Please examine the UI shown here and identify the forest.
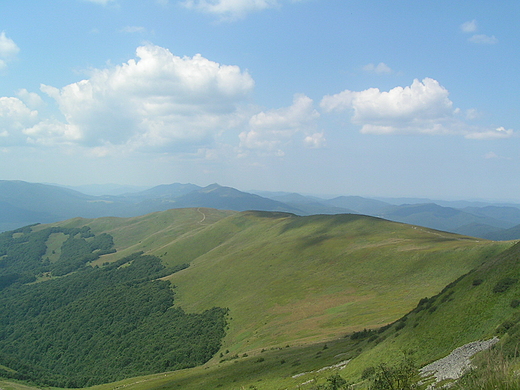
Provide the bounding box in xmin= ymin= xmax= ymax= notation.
xmin=0 ymin=226 xmax=228 ymax=387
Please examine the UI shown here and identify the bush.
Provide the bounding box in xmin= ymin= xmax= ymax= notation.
xmin=368 ymin=354 xmax=421 ymax=390
xmin=351 ymin=328 xmax=376 ymax=340
xmin=311 ymin=373 xmax=352 ymax=390
xmin=361 ymin=366 xmax=376 ymax=380
xmin=493 ymin=278 xmax=517 ymax=293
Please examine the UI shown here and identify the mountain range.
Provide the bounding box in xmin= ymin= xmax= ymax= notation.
xmin=2 ymin=180 xmax=520 ymax=240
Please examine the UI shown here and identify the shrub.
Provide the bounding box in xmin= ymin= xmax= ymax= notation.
xmin=361 ymin=366 xmax=376 ymax=380
xmin=351 ymin=328 xmax=376 ymax=340
xmin=369 ymin=355 xmax=421 ymax=390
xmin=493 ymin=278 xmax=518 ymax=293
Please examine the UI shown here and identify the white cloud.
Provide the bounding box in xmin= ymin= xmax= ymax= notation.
xmin=0 ymin=32 xmax=19 ymax=58
xmin=484 ymin=151 xmax=512 ymax=160
xmin=0 ymin=32 xmax=19 ymax=69
xmin=320 ymin=78 xmax=514 ymax=139
xmin=24 ymin=120 xmax=82 ymax=146
xmin=304 ymin=132 xmax=326 ymax=148
xmin=465 ymin=127 xmax=513 ymax=140
xmin=460 ymin=20 xmax=477 ymax=33
xmin=120 ymin=26 xmax=146 ymax=34
xmin=0 ymin=97 xmax=39 ymax=145
xmin=460 ymin=20 xmax=498 ymax=45
xmin=465 ymin=108 xmax=480 ymax=120
xmin=181 ymin=0 xmax=282 ymax=20
xmin=362 ymin=62 xmax=392 ymax=74
xmin=321 ymin=78 xmax=454 ymax=135
xmin=239 ymin=93 xmax=321 ymax=154
xmin=469 ymin=34 xmax=498 ymax=45
xmin=41 ymin=44 xmax=254 ymax=152
xmin=16 ymin=89 xmax=44 ymax=108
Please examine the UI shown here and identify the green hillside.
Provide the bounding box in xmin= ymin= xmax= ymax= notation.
xmin=83 ymin=239 xmax=520 ymax=390
xmin=0 ymin=208 xmax=515 ymax=389
xmin=344 ymin=240 xmax=520 ymax=371
xmin=162 ymin=212 xmax=508 ymax=351
xmin=61 ymin=208 xmax=508 ymax=352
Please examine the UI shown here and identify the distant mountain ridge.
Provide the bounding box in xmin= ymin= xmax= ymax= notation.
xmin=2 ymin=180 xmax=520 ymax=240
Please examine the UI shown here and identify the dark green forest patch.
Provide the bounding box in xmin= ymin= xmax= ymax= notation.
xmin=0 ymin=225 xmax=115 ymax=286
xmin=0 ymin=226 xmax=228 ymax=387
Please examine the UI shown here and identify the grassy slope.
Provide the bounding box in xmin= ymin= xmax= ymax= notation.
xmin=343 ymin=240 xmax=520 ymax=381
xmin=85 ymin=235 xmax=520 ymax=390
xmin=43 ymin=209 xmax=510 ymax=351
xmin=164 ymin=212 xmax=508 ymax=353
xmin=20 ymin=208 xmax=513 ymax=390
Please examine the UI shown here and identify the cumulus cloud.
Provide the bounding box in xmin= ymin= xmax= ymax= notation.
xmin=239 ymin=93 xmax=321 ymax=154
xmin=460 ymin=20 xmax=477 ymax=33
xmin=321 ymin=78 xmax=454 ymax=135
xmin=182 ymin=0 xmax=290 ymax=20
xmin=40 ymin=44 xmax=254 ymax=152
xmin=460 ymin=19 xmax=498 ymax=45
xmin=0 ymin=97 xmax=39 ymax=144
xmin=469 ymin=34 xmax=498 ymax=45
xmin=465 ymin=127 xmax=513 ymax=140
xmin=320 ymin=78 xmax=514 ymax=139
xmin=16 ymin=89 xmax=44 ymax=108
xmin=362 ymin=62 xmax=392 ymax=74
xmin=24 ymin=120 xmax=82 ymax=146
xmin=465 ymin=108 xmax=480 ymax=120
xmin=0 ymin=32 xmax=19 ymax=70
xmin=303 ymin=132 xmax=326 ymax=148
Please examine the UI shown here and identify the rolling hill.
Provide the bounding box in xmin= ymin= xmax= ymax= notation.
xmin=0 ymin=208 xmax=519 ymax=388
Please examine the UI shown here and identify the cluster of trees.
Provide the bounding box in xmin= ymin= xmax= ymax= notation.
xmin=0 ymin=225 xmax=115 ymax=286
xmin=0 ymin=227 xmax=228 ymax=387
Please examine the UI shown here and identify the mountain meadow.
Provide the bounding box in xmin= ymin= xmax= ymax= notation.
xmin=1 ymin=207 xmax=520 ymax=389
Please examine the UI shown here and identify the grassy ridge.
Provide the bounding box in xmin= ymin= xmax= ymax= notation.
xmin=6 ymin=208 xmax=513 ymax=389
xmin=47 ymin=209 xmax=509 ymax=354
xmin=164 ymin=212 xmax=508 ymax=353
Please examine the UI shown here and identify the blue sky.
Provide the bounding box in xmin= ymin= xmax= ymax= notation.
xmin=0 ymin=0 xmax=519 ymax=200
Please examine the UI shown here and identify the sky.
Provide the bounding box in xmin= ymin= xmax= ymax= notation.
xmin=0 ymin=0 xmax=519 ymax=201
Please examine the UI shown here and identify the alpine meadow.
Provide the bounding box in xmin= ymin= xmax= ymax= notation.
xmin=2 ymin=1 xmax=520 ymax=389
xmin=1 ymin=201 xmax=520 ymax=389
